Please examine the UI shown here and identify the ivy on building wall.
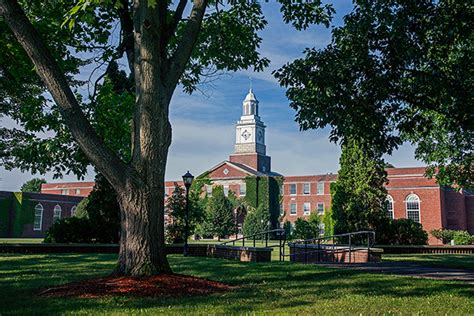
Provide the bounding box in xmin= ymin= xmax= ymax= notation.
xmin=12 ymin=193 xmax=34 ymax=237
xmin=0 ymin=197 xmax=12 ymax=237
xmin=244 ymin=176 xmax=283 ymax=229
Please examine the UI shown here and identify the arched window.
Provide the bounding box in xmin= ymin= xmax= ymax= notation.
xmin=53 ymin=205 xmax=62 ymax=223
xmin=386 ymin=195 xmax=394 ymax=219
xmin=405 ymin=194 xmax=420 ymax=223
xmin=71 ymin=206 xmax=77 ymax=217
xmin=33 ymin=204 xmax=43 ymax=231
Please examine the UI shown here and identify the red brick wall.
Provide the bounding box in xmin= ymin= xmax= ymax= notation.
xmin=41 ymin=182 xmax=94 ymax=197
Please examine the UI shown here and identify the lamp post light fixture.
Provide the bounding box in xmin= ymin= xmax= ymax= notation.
xmin=182 ymin=171 xmax=194 ymax=256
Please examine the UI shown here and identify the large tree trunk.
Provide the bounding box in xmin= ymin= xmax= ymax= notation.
xmin=115 ymin=180 xmax=171 ymax=275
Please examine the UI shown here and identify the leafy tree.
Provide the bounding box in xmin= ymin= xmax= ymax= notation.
xmin=20 ymin=178 xmax=46 ymax=192
xmin=321 ymin=207 xmax=334 ymax=237
xmin=282 ymin=220 xmax=292 ymax=239
xmin=275 ymin=0 xmax=473 ymax=189
xmin=331 ymin=138 xmax=389 ymax=239
xmin=292 ymin=218 xmax=319 ymax=240
xmin=242 ymin=204 xmax=270 ymax=237
xmin=0 ymin=0 xmax=334 ymax=275
xmin=204 ymin=185 xmax=235 ymax=241
xmin=165 ymin=185 xmax=203 ymax=244
xmin=73 ymin=197 xmax=89 ymax=219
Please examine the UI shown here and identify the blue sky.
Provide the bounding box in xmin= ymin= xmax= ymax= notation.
xmin=0 ymin=1 xmax=423 ymax=191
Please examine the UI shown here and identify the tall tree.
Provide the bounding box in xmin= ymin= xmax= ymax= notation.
xmin=331 ymin=138 xmax=389 ymax=239
xmin=20 ymin=178 xmax=46 ymax=192
xmin=204 ymin=185 xmax=235 ymax=241
xmin=275 ymin=0 xmax=473 ymax=189
xmin=0 ymin=0 xmax=334 ymax=275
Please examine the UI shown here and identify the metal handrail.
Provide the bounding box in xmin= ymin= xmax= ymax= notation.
xmin=220 ymin=228 xmax=286 ymax=261
xmin=286 ymin=230 xmax=376 ymax=264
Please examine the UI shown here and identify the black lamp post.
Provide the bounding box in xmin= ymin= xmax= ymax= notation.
xmin=182 ymin=171 xmax=194 ymax=256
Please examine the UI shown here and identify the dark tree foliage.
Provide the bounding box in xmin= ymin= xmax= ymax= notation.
xmin=20 ymin=178 xmax=46 ymax=192
xmin=292 ymin=217 xmax=320 ymax=240
xmin=275 ymin=0 xmax=473 ymax=188
xmin=331 ymin=138 xmax=389 ymax=238
xmin=380 ymin=219 xmax=428 ymax=245
xmin=242 ymin=204 xmax=270 ymax=237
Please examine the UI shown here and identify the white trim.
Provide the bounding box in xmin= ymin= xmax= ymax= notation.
xmin=303 ymin=202 xmax=311 ymax=215
xmin=289 ymin=203 xmax=297 ymax=216
xmin=317 ymin=202 xmax=325 ymax=215
xmin=405 ymin=194 xmax=421 ymax=223
xmin=53 ymin=204 xmax=62 ymax=222
xmin=28 ymin=198 xmax=81 ymax=204
xmin=33 ymin=203 xmax=43 ymax=231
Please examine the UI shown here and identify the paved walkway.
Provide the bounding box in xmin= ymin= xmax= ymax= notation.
xmin=318 ymin=262 xmax=474 ymax=284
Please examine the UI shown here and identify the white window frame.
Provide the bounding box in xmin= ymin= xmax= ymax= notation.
xmin=71 ymin=206 xmax=77 ymax=217
xmin=53 ymin=204 xmax=62 ymax=222
xmin=239 ymin=183 xmax=246 ymax=197
xmin=386 ymin=195 xmax=394 ymax=219
xmin=75 ymin=189 xmax=81 ymax=195
xmin=405 ymin=194 xmax=421 ymax=223
xmin=289 ymin=184 xmax=297 ymax=195
xmin=317 ymin=202 xmax=324 ymax=215
xmin=290 ymin=203 xmax=297 ymax=216
xmin=303 ymin=183 xmax=310 ymax=195
xmin=61 ymin=189 xmax=69 ymax=195
xmin=303 ymin=202 xmax=311 ymax=215
xmin=223 ymin=185 xmax=229 ymax=197
xmin=33 ymin=203 xmax=43 ymax=231
xmin=317 ymin=182 xmax=324 ymax=195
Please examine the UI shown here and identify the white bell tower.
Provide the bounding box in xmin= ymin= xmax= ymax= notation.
xmin=230 ymin=89 xmax=271 ymax=173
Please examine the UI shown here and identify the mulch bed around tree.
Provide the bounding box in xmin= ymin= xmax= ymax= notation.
xmin=37 ymin=274 xmax=234 ymax=298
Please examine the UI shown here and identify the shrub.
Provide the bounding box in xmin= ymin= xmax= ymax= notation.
xmin=243 ymin=204 xmax=270 ymax=238
xmin=292 ymin=218 xmax=319 ymax=240
xmin=431 ymin=229 xmax=457 ymax=244
xmin=453 ymin=231 xmax=473 ymax=245
xmin=378 ymin=219 xmax=428 ymax=245
xmin=44 ymin=217 xmax=92 ymax=243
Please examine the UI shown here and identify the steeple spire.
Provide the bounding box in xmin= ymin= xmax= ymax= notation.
xmin=242 ymin=88 xmax=259 ymax=116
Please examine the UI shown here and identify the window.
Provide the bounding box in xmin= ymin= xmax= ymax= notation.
xmin=33 ymin=204 xmax=43 ymax=231
xmin=319 ymin=223 xmax=325 ymax=235
xmin=61 ymin=189 xmax=69 ymax=195
xmin=386 ymin=195 xmax=394 ymax=219
xmin=289 ymin=184 xmax=297 ymax=195
xmin=405 ymin=194 xmax=420 ymax=223
xmin=303 ymin=202 xmax=311 ymax=215
xmin=317 ymin=182 xmax=324 ymax=195
xmin=290 ymin=203 xmax=297 ymax=216
xmin=280 ymin=184 xmax=284 ymax=195
xmin=240 ymin=183 xmax=246 ymax=196
xmin=75 ymin=189 xmax=81 ymax=195
xmin=206 ymin=185 xmax=212 ymax=196
xmin=303 ymin=183 xmax=310 ymax=195
xmin=71 ymin=206 xmax=77 ymax=216
xmin=280 ymin=203 xmax=284 ymax=216
xmin=53 ymin=205 xmax=62 ymax=223
xmin=224 ymin=185 xmax=229 ymax=197
xmin=317 ymin=202 xmax=324 ymax=215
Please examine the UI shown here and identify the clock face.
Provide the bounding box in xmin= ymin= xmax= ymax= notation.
xmin=241 ymin=130 xmax=251 ymax=141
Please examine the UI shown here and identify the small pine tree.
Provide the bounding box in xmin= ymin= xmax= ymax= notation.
xmin=165 ymin=186 xmax=187 ymax=243
xmin=242 ymin=204 xmax=270 ymax=237
xmin=205 ymin=186 xmax=235 ymax=240
xmin=332 ymin=138 xmax=389 ymax=242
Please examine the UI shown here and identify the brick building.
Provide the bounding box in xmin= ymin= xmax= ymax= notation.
xmin=39 ymin=89 xmax=474 ymax=244
xmin=0 ymin=191 xmax=83 ymax=238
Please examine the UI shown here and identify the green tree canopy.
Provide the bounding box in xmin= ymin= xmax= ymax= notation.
xmin=275 ymin=0 xmax=473 ymax=188
xmin=0 ymin=0 xmax=335 ymax=275
xmin=204 ymin=185 xmax=235 ymax=240
xmin=20 ymin=178 xmax=46 ymax=192
xmin=331 ymin=138 xmax=389 ymax=239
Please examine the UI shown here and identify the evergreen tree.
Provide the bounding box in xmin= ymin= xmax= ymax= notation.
xmin=242 ymin=204 xmax=270 ymax=237
xmin=332 ymin=138 xmax=389 ymax=241
xmin=165 ymin=186 xmax=187 ymax=243
xmin=205 ymin=186 xmax=235 ymax=241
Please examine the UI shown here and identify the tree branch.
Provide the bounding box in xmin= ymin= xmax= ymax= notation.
xmin=0 ymin=0 xmax=132 ymax=190
xmin=117 ymin=0 xmax=134 ymax=74
xmin=164 ymin=0 xmax=187 ymax=44
xmin=167 ymin=0 xmax=208 ymax=90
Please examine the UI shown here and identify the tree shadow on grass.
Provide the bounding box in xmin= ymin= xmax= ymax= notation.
xmin=1 ymin=254 xmax=473 ymax=315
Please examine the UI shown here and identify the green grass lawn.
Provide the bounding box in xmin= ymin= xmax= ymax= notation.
xmin=0 ymin=238 xmax=43 ymax=244
xmin=0 ymin=254 xmax=473 ymax=314
xmin=383 ymin=253 xmax=474 ymax=270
